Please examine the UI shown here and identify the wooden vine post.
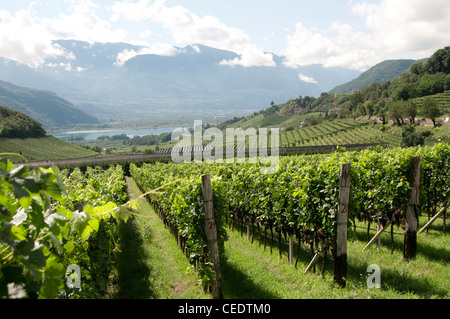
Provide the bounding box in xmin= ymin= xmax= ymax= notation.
xmin=334 ymin=163 xmax=351 ymax=288
xmin=201 ymin=174 xmax=223 ymax=299
xmin=403 ymin=156 xmax=421 ymax=261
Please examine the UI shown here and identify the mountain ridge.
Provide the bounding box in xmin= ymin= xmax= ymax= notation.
xmin=0 ymin=80 xmax=98 ymax=129
xmin=0 ymin=40 xmax=361 ymax=120
xmin=330 ymin=59 xmax=418 ymax=93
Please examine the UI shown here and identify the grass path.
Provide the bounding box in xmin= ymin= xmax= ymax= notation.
xmin=110 ymin=177 xmax=211 ymax=299
xmin=221 ymin=217 xmax=449 ymax=299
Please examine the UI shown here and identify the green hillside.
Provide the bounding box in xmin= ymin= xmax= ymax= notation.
xmin=279 ymin=119 xmax=402 ymax=148
xmin=0 ymin=136 xmax=99 ymax=162
xmin=411 ymin=90 xmax=450 ymax=114
xmin=331 ymin=59 xmax=417 ymax=93
xmin=0 ymin=104 xmax=99 ymax=162
xmin=0 ymin=105 xmax=46 ymax=138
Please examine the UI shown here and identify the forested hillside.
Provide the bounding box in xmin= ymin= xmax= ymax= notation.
xmin=331 ymin=59 xmax=418 ymax=93
xmin=0 ymin=105 xmax=46 ymax=138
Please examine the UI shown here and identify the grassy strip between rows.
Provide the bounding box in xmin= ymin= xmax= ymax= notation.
xmin=107 ymin=177 xmax=211 ymax=299
xmin=222 ymin=216 xmax=449 ymax=299
xmin=112 ymin=178 xmax=449 ymax=299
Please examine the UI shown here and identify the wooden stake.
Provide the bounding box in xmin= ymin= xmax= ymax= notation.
xmin=403 ymin=156 xmax=421 ymax=261
xmin=201 ymin=174 xmax=223 ymax=299
xmin=363 ymin=219 xmax=392 ymax=251
xmin=305 ymin=253 xmax=320 ymax=274
xmin=377 ymin=215 xmax=381 ymax=252
xmin=334 ymin=163 xmax=351 ymax=287
xmin=289 ymin=234 xmax=293 ymax=264
xmin=418 ymin=204 xmax=449 ymax=234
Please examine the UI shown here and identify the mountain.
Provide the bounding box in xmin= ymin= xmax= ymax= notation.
xmin=0 ymin=40 xmax=361 ymax=121
xmin=0 ymin=80 xmax=98 ymax=129
xmin=330 ymin=59 xmax=417 ymax=93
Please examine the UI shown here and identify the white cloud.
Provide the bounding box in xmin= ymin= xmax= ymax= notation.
xmin=0 ymin=1 xmax=127 ymax=67
xmin=298 ymin=73 xmax=317 ymax=84
xmin=281 ymin=22 xmax=379 ymax=71
xmin=111 ymin=0 xmax=251 ymax=56
xmin=352 ymin=0 xmax=450 ymax=58
xmin=219 ymin=45 xmax=276 ymax=67
xmin=191 ymin=45 xmax=201 ymax=53
xmin=111 ymin=0 xmax=279 ymax=67
xmin=282 ymin=22 xmax=340 ymax=68
xmin=0 ymin=9 xmax=68 ymax=67
xmin=42 ymin=0 xmax=127 ymax=44
xmin=139 ymin=29 xmax=152 ymax=39
xmin=282 ymin=0 xmax=450 ymax=71
xmin=115 ymin=43 xmax=179 ymax=66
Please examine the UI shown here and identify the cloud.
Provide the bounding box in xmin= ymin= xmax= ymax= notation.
xmin=219 ymin=45 xmax=276 ymax=67
xmin=0 ymin=9 xmax=68 ymax=67
xmin=111 ymin=0 xmax=277 ymax=67
xmin=281 ymin=22 xmax=379 ymax=71
xmin=298 ymin=73 xmax=317 ymax=84
xmin=282 ymin=22 xmax=340 ymax=68
xmin=282 ymin=0 xmax=450 ymax=71
xmin=352 ymin=0 xmax=450 ymax=57
xmin=0 ymin=1 xmax=127 ymax=67
xmin=115 ymin=43 xmax=179 ymax=66
xmin=42 ymin=0 xmax=127 ymax=44
xmin=111 ymin=0 xmax=254 ymax=57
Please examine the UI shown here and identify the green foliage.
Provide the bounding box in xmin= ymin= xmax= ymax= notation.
xmin=124 ymin=133 xmax=172 ymax=146
xmin=0 ymin=105 xmax=46 ymax=138
xmin=424 ymin=46 xmax=450 ymax=74
xmin=421 ymin=97 xmax=443 ymax=127
xmin=0 ymin=161 xmax=131 ymax=298
xmin=0 ymin=136 xmax=99 ymax=162
xmin=401 ymin=125 xmax=425 ymax=147
xmin=416 ymin=73 xmax=446 ymax=96
xmin=131 ymin=144 xmax=449 ymax=289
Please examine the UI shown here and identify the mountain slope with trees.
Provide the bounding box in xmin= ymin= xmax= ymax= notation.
xmin=330 ymin=59 xmax=418 ymax=93
xmin=0 ymin=105 xmax=46 ymax=138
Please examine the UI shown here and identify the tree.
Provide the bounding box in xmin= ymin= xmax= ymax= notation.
xmin=375 ymin=100 xmax=388 ymax=124
xmin=364 ymin=101 xmax=375 ymax=119
xmin=416 ymin=73 xmax=445 ymax=96
xmin=388 ymin=100 xmax=405 ymax=125
xmin=409 ymin=61 xmax=425 ymax=76
xmin=445 ymin=74 xmax=450 ymax=90
xmin=403 ymin=101 xmax=418 ymax=124
xmin=421 ymin=97 xmax=443 ymax=127
xmin=401 ymin=125 xmax=425 ymax=147
xmin=425 ymin=46 xmax=450 ymax=74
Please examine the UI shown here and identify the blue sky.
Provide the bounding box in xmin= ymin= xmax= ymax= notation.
xmin=0 ymin=0 xmax=449 ymax=70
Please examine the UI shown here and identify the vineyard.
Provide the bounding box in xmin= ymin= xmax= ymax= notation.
xmin=130 ymin=143 xmax=449 ymax=296
xmin=279 ymin=120 xmax=402 ymax=148
xmin=411 ymin=90 xmax=450 ymax=114
xmin=0 ymin=162 xmax=131 ymax=298
xmin=0 ymin=143 xmax=449 ymax=299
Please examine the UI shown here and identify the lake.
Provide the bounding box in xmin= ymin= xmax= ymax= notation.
xmin=54 ymin=126 xmax=185 ymax=141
